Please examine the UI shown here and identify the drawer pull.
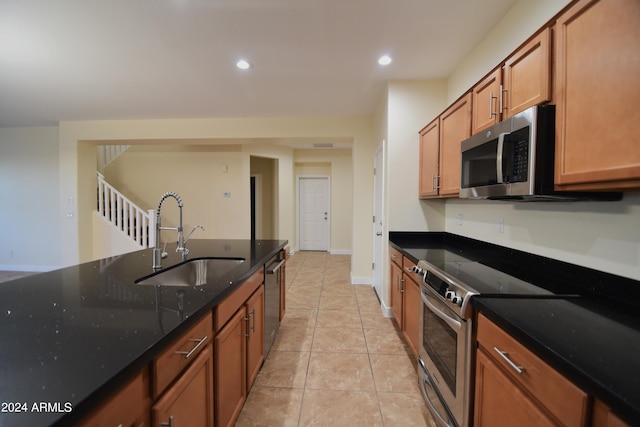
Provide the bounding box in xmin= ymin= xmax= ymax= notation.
xmin=494 ymin=346 xmax=525 ymax=375
xmin=175 ymin=336 xmax=208 ymax=359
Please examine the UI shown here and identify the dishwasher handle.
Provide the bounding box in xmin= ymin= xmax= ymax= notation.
xmin=266 ymin=259 xmax=285 ymax=274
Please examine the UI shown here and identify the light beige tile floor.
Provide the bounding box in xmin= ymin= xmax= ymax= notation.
xmin=236 ymin=251 xmax=436 ymax=427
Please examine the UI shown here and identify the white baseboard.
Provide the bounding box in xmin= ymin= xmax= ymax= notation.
xmin=380 ymin=300 xmax=393 ymax=318
xmin=330 ymin=249 xmax=352 ymax=255
xmin=0 ymin=264 xmax=58 ymax=272
xmin=350 ymin=274 xmax=372 ymax=285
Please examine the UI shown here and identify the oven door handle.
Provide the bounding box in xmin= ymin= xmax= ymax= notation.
xmin=419 ymin=369 xmax=456 ymax=427
xmin=421 ymin=290 xmax=462 ymax=331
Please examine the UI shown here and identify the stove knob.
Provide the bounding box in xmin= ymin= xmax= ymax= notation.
xmin=445 ymin=291 xmax=463 ymax=306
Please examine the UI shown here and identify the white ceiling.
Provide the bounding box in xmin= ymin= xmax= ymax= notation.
xmin=0 ymin=0 xmax=518 ymax=128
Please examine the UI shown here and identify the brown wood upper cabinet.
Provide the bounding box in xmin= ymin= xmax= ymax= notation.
xmin=419 ymin=93 xmax=471 ymax=198
xmin=472 ymin=27 xmax=551 ymax=134
xmin=439 ymin=93 xmax=472 ymax=196
xmin=418 ymin=118 xmax=440 ymax=198
xmin=554 ymin=0 xmax=640 ymax=191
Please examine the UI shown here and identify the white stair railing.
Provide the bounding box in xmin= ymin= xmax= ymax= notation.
xmin=97 ymin=172 xmax=155 ymax=248
xmin=98 ymin=145 xmax=130 ymax=172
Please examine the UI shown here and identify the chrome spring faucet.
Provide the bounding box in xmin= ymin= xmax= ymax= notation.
xmin=153 ymin=192 xmax=185 ymax=270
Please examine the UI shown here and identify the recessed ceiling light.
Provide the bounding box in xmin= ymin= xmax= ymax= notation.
xmin=236 ymin=59 xmax=251 ymax=70
xmin=378 ymin=55 xmax=392 ymax=66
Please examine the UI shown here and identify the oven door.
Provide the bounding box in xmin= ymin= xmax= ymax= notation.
xmin=418 ymin=285 xmax=471 ymax=427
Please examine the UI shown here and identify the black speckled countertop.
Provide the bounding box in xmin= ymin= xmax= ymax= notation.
xmin=389 ymin=232 xmax=640 ymax=425
xmin=0 ymin=239 xmax=286 ymax=427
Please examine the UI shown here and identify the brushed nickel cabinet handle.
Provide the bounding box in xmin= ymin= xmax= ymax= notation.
xmin=160 ymin=415 xmax=174 ymax=427
xmin=494 ymin=346 xmax=525 ymax=375
xmin=174 ymin=336 xmax=207 ymax=359
xmin=489 ymin=91 xmax=498 ymax=119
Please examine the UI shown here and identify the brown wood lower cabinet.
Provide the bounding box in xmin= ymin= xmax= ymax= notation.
xmin=152 ymin=345 xmax=214 ymax=427
xmin=215 ymin=307 xmax=247 ymax=427
xmin=401 ymin=257 xmax=420 ymax=357
xmin=592 ymin=400 xmax=629 ymax=427
xmin=214 ymin=269 xmax=265 ymax=427
xmin=78 ymin=266 xmax=273 ymax=427
xmin=389 ymin=246 xmax=404 ymax=329
xmin=475 ymin=313 xmax=589 ymax=427
xmin=77 ymin=370 xmax=150 ymax=427
xmin=245 ymin=285 xmax=265 ymax=392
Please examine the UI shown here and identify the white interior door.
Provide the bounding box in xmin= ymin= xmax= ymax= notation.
xmin=299 ymin=177 xmax=329 ymax=251
xmin=373 ymin=144 xmax=385 ymax=298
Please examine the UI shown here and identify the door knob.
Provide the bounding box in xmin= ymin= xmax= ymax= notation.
xmin=376 ymin=232 xmax=382 ymax=236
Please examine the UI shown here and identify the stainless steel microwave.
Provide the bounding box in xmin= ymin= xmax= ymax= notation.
xmin=459 ymin=105 xmax=621 ymax=201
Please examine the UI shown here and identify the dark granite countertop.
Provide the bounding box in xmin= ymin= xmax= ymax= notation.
xmin=389 ymin=231 xmax=640 ymax=424
xmin=0 ymin=239 xmax=287 ymax=427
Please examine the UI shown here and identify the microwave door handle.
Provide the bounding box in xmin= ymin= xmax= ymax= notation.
xmin=496 ymin=132 xmax=508 ymax=183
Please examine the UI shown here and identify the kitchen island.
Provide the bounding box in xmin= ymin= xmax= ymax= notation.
xmin=390 ymin=232 xmax=640 ymax=425
xmin=0 ymin=239 xmax=287 ymax=426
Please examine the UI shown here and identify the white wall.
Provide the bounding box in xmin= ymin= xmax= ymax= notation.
xmin=445 ymin=195 xmax=640 ymax=280
xmin=0 ymin=127 xmax=61 ymax=271
xmin=104 ymin=145 xmax=250 ymax=240
xmin=58 ymin=116 xmax=374 ymax=281
xmin=387 ymin=80 xmax=448 ymax=232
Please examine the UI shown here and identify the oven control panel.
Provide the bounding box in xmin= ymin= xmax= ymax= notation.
xmin=417 ymin=260 xmax=475 ymax=317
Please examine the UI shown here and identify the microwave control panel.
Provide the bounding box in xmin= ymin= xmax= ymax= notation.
xmin=504 ymin=128 xmax=530 ymax=183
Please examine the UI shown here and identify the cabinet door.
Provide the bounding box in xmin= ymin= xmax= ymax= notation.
xmin=78 ymin=370 xmax=150 ymax=427
xmin=215 ymin=308 xmax=247 ymax=427
xmin=389 ymin=259 xmax=404 ymax=329
xmin=475 ymin=348 xmax=556 ymax=427
xmin=592 ymin=400 xmax=630 ymax=427
xmin=401 ymin=271 xmax=420 ymax=357
xmin=503 ymin=27 xmax=551 ymax=117
xmin=246 ymin=285 xmax=265 ymax=391
xmin=472 ymin=67 xmax=502 ymax=134
xmin=439 ymin=93 xmax=472 ymax=196
xmin=419 ymin=118 xmax=440 ymax=198
xmin=152 ymin=345 xmax=214 ymax=427
xmin=554 ymin=0 xmax=640 ymax=190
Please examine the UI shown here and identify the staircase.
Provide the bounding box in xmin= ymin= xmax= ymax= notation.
xmin=96 ymin=172 xmax=155 ymax=248
xmin=98 ymin=145 xmax=130 ymax=172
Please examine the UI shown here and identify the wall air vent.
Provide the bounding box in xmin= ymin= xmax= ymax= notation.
xmin=312 ymin=143 xmax=334 ymax=148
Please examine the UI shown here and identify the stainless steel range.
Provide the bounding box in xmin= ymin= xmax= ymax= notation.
xmin=413 ymin=258 xmax=574 ymax=427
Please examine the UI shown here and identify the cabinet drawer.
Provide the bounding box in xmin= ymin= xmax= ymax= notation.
xmin=214 ymin=269 xmax=264 ymax=332
xmin=389 ymin=246 xmax=403 ymax=266
xmin=477 ymin=313 xmax=589 ymax=426
xmin=152 ymin=311 xmax=213 ymax=398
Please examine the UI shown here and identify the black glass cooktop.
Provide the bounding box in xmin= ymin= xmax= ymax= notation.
xmin=423 ymin=259 xmax=581 ymax=297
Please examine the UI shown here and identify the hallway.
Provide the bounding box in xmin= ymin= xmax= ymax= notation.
xmin=237 ymin=251 xmax=435 ymax=426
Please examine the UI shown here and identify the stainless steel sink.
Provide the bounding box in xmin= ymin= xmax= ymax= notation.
xmin=135 ymin=257 xmax=245 ymax=287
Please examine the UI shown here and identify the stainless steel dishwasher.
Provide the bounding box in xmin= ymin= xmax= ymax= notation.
xmin=264 ymin=255 xmax=284 ymax=356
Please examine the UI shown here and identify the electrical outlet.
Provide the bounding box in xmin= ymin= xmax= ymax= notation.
xmin=456 ymin=213 xmax=463 ymax=226
xmin=498 ymin=217 xmax=504 ymax=233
